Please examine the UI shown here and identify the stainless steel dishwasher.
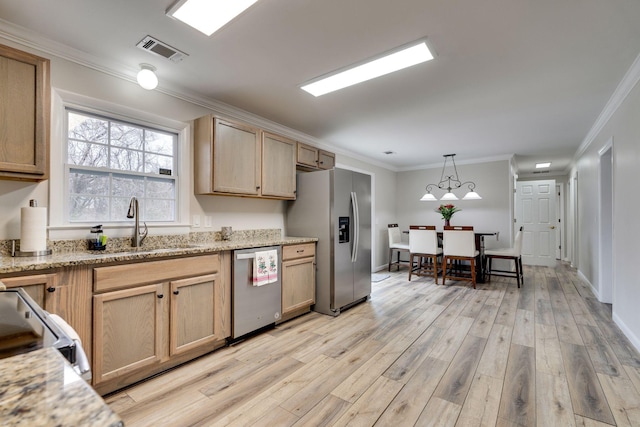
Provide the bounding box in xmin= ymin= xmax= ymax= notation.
xmin=232 ymin=246 xmax=282 ymax=340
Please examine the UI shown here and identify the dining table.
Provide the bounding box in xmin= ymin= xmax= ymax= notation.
xmin=403 ymin=229 xmax=499 ymax=283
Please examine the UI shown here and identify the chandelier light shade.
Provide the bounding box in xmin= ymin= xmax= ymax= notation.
xmin=420 ymin=154 xmax=482 ymax=201
xmin=137 ymin=64 xmax=158 ymax=90
xmin=419 ymin=192 xmax=438 ymax=201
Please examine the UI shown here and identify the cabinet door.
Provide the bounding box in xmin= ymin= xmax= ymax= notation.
xmin=282 ymin=257 xmax=315 ymax=314
xmin=318 ymin=150 xmax=335 ymax=170
xmin=296 ymin=142 xmax=318 ymax=168
xmin=55 ymin=265 xmax=93 ymax=369
xmin=169 ymin=273 xmax=221 ymax=356
xmin=93 ymin=284 xmax=163 ymax=384
xmin=0 ymin=44 xmax=50 ymax=180
xmin=213 ymin=119 xmax=261 ymax=195
xmin=1 ymin=273 xmax=57 ymax=311
xmin=261 ymin=132 xmax=296 ymax=199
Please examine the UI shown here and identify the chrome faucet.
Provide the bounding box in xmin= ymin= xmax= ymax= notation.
xmin=126 ymin=197 xmax=148 ymax=247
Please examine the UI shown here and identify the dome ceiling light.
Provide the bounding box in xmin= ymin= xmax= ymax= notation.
xmin=136 ymin=64 xmax=158 ymax=90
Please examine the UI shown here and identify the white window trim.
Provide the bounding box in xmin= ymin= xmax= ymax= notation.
xmin=49 ymin=88 xmax=191 ymax=240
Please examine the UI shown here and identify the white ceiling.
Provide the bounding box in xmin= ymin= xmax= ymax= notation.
xmin=2 ymin=0 xmax=640 ymax=174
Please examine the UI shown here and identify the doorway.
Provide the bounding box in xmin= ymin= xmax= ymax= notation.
xmin=598 ymin=141 xmax=614 ymax=304
xmin=555 ymin=183 xmax=564 ymax=260
xmin=516 ymin=179 xmax=557 ymax=267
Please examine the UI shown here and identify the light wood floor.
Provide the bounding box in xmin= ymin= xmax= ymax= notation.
xmin=105 ymin=263 xmax=640 ymax=426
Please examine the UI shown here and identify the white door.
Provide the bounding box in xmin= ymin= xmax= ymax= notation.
xmin=516 ymin=180 xmax=557 ymax=267
xmin=555 ymin=184 xmax=562 ymax=260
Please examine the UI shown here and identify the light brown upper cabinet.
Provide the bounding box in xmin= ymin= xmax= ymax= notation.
xmin=296 ymin=142 xmax=335 ymax=171
xmin=195 ymin=116 xmax=261 ymax=196
xmin=194 ymin=115 xmax=297 ymax=200
xmin=317 ymin=149 xmax=336 ymax=170
xmin=0 ymin=44 xmax=50 ymax=181
xmin=261 ymin=132 xmax=296 ymax=199
xmin=296 ymin=142 xmax=318 ymax=169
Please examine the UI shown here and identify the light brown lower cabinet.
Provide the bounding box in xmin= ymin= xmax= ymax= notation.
xmin=170 ymin=273 xmax=222 ymax=356
xmin=92 ymin=253 xmax=230 ymax=395
xmin=93 ymin=284 xmax=163 ymax=385
xmin=0 ymin=266 xmax=94 ymax=368
xmin=281 ymin=243 xmax=316 ymax=321
xmin=0 ymin=273 xmax=58 ymax=311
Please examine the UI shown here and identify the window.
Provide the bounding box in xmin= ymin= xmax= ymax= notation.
xmin=66 ymin=109 xmax=177 ymax=223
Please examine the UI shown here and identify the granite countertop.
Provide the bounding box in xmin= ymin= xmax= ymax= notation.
xmin=0 ymin=347 xmax=122 ymax=427
xmin=0 ymin=236 xmax=318 ymax=275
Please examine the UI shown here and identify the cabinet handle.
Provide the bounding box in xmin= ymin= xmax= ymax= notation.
xmin=173 ymin=290 xmax=180 ymax=295
xmin=256 ymin=186 xmax=261 ymax=190
xmin=319 ymin=161 xmax=324 ymax=165
xmin=157 ymin=294 xmax=164 ymax=299
xmin=47 ymin=287 xmax=56 ymax=293
xmin=297 ymin=249 xmax=304 ymax=253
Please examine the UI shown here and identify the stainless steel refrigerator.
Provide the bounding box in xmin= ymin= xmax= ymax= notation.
xmin=286 ymin=168 xmax=371 ymax=316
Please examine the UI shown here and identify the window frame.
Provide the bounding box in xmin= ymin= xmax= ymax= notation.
xmin=48 ymin=89 xmax=191 ymax=241
xmin=65 ymin=108 xmax=178 ymax=224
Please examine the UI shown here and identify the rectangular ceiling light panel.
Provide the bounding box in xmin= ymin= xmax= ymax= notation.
xmin=535 ymin=162 xmax=551 ymax=168
xmin=167 ymin=0 xmax=259 ymax=36
xmin=301 ymin=41 xmax=434 ymax=97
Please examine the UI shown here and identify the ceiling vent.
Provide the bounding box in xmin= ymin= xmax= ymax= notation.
xmin=532 ymin=170 xmax=550 ymax=174
xmin=136 ymin=36 xmax=187 ymax=63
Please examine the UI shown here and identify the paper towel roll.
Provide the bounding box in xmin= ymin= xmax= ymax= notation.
xmin=20 ymin=206 xmax=47 ymax=252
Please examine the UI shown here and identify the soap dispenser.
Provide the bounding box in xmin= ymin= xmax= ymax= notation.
xmin=89 ymin=225 xmax=106 ymax=250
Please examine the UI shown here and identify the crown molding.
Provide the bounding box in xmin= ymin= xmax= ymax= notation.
xmin=574 ymin=51 xmax=640 ymax=161
xmin=0 ymin=18 xmax=396 ymax=173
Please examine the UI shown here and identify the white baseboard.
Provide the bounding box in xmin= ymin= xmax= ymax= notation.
xmin=612 ymin=312 xmax=640 ymax=354
xmin=577 ymin=269 xmax=601 ymax=300
xmin=374 ymin=264 xmax=388 ymax=273
xmin=578 ymin=270 xmax=640 ymax=353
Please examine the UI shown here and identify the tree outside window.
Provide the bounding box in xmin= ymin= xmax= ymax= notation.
xmin=66 ymin=110 xmax=177 ymax=223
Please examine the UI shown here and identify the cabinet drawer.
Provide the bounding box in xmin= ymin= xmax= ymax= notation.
xmin=282 ymin=243 xmax=315 ymax=261
xmin=94 ymin=254 xmax=220 ymax=292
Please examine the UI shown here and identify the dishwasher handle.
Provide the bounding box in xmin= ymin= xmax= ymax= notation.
xmin=236 ymin=253 xmax=256 ymax=260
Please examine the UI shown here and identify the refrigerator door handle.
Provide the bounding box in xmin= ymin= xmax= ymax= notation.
xmin=351 ymin=191 xmax=359 ymax=263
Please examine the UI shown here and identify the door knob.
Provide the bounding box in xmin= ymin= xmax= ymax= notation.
xmin=550 ymin=226 xmax=556 ymax=230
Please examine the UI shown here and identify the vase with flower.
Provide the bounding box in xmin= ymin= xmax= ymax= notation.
xmin=437 ymin=204 xmax=460 ymax=227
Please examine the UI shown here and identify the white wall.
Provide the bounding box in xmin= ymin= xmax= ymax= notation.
xmin=572 ymin=72 xmax=640 ymax=350
xmin=396 ymin=159 xmax=514 ymax=254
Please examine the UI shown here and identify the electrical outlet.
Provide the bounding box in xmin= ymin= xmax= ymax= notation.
xmin=192 ymin=214 xmax=200 ymax=228
xmin=204 ymin=216 xmax=212 ymax=228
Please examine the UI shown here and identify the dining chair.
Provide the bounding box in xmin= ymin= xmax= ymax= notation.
xmin=388 ymin=224 xmax=410 ymax=271
xmin=408 ymin=225 xmax=442 ymax=283
xmin=442 ymin=226 xmax=479 ymax=288
xmin=484 ymin=226 xmax=524 ymax=287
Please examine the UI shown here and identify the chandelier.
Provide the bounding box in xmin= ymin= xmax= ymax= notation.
xmin=420 ymin=154 xmax=482 ymax=201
